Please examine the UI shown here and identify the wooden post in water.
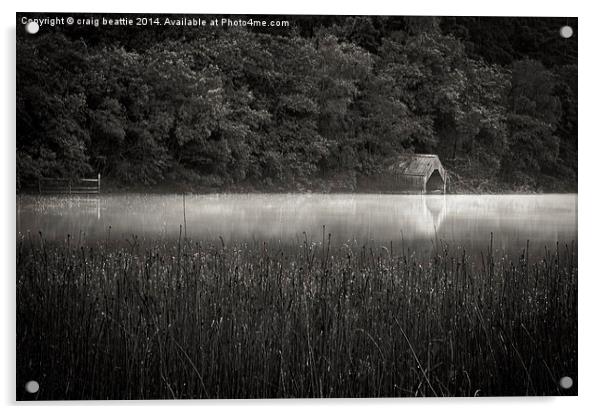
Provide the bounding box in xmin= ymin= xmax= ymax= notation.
xmin=443 ymin=172 xmax=447 ymax=194
xmin=98 ymin=173 xmax=101 ymax=194
xmin=182 ymin=193 xmax=187 ymax=239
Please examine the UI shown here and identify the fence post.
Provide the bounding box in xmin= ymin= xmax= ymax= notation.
xmin=98 ymin=173 xmax=101 ymax=194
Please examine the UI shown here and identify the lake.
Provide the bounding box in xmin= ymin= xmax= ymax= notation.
xmin=16 ymin=193 xmax=577 ymax=257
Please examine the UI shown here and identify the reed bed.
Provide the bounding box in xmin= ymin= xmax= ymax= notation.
xmin=16 ymin=230 xmax=577 ymax=399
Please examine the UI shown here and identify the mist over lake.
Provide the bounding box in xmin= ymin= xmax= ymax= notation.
xmin=17 ymin=193 xmax=576 ymax=256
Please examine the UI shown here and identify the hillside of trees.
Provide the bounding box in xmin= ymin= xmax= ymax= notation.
xmin=16 ymin=15 xmax=577 ymax=193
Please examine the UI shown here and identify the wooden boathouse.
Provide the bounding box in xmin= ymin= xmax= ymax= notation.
xmin=379 ymin=154 xmax=447 ymax=193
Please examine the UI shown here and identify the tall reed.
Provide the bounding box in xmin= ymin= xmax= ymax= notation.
xmin=16 ymin=232 xmax=577 ymax=399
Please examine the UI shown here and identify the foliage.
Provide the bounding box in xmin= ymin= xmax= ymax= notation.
xmin=16 ymin=17 xmax=577 ymax=192
xmin=502 ymin=60 xmax=562 ymax=183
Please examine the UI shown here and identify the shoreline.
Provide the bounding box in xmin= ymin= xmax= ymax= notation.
xmin=16 ymin=188 xmax=578 ymax=196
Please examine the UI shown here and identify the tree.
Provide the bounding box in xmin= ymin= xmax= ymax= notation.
xmin=17 ymin=34 xmax=92 ymax=188
xmin=502 ymin=59 xmax=561 ymax=185
xmin=16 ymin=17 xmax=577 ymax=193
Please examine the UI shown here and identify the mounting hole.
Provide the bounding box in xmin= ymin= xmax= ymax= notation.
xmin=25 ymin=380 xmax=39 ymax=393
xmin=559 ymin=376 xmax=573 ymax=389
xmin=25 ymin=21 xmax=39 ymax=35
xmin=559 ymin=26 xmax=573 ymax=39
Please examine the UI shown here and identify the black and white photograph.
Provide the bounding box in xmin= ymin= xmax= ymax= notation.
xmin=14 ymin=11 xmax=578 ymax=401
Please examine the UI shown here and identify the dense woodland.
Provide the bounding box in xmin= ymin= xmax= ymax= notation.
xmin=16 ymin=15 xmax=577 ymax=193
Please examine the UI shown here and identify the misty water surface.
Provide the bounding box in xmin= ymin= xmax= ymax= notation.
xmin=17 ymin=193 xmax=577 ymax=257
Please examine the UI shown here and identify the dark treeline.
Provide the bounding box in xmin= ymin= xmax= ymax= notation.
xmin=16 ymin=15 xmax=577 ymax=192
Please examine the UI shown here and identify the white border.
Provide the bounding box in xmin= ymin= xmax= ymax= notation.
xmin=2 ymin=1 xmax=600 ymax=413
